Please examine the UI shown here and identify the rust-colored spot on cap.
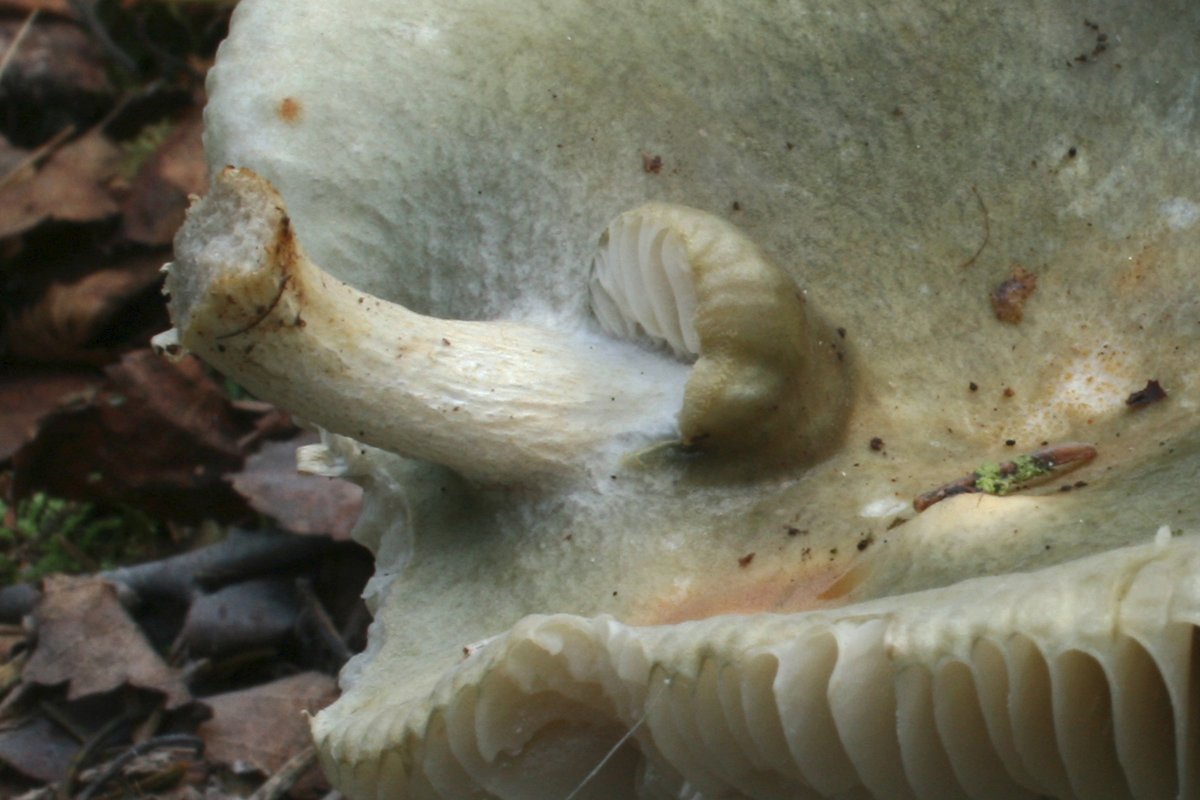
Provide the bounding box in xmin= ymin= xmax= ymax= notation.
xmin=632 ymin=561 xmax=850 ymax=625
xmin=991 ymin=264 xmax=1037 ymax=323
xmin=278 ymin=97 xmax=303 ymax=124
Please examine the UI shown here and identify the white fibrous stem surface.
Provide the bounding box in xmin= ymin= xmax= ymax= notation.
xmin=155 ymin=168 xmax=687 ymax=485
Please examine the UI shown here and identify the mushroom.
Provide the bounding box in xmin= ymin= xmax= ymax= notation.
xmin=157 ymin=0 xmax=1200 ymax=797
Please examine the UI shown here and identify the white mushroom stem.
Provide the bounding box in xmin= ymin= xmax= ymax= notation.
xmin=154 ymin=167 xmax=686 ymax=484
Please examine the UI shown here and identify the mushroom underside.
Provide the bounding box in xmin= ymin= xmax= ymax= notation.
xmin=169 ymin=0 xmax=1200 ymax=798
xmin=315 ymin=536 xmax=1200 ymax=800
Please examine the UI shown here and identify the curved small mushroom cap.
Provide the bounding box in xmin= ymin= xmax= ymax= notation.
xmin=174 ymin=0 xmax=1200 ymax=797
xmin=590 ymin=203 xmax=849 ymax=463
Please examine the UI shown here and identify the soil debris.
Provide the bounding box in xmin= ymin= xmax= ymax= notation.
xmin=991 ymin=264 xmax=1037 ymax=323
xmin=1125 ymin=379 xmax=1167 ymax=410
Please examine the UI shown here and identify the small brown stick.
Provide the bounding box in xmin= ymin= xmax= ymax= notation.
xmin=56 ymin=712 xmax=130 ymax=800
xmin=958 ymin=185 xmax=990 ymax=269
xmin=0 ymin=9 xmax=38 ymax=80
xmin=88 ymin=761 xmax=188 ymax=800
xmin=39 ymin=699 xmax=91 ymax=743
xmin=913 ymin=474 xmax=980 ymax=511
xmin=914 ymin=442 xmax=1097 ymax=512
xmin=296 ymin=577 xmax=353 ymax=666
xmin=246 ymin=744 xmax=318 ymax=800
xmin=52 ymin=532 xmax=100 ymax=573
xmin=0 ymin=124 xmax=75 ymax=191
xmin=0 ymin=649 xmax=27 ymax=696
xmin=66 ymin=0 xmax=136 ymax=75
xmin=0 ymin=679 xmax=32 ymax=718
xmin=75 ymin=734 xmax=204 ymax=800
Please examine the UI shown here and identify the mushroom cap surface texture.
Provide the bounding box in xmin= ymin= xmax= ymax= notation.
xmin=171 ymin=0 xmax=1200 ymax=797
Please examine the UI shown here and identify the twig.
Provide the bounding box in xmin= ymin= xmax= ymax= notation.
xmin=88 ymin=761 xmax=187 ymax=800
xmin=75 ymin=734 xmax=204 ymax=800
xmin=957 ymin=185 xmax=990 ymax=269
xmin=246 ymin=744 xmax=318 ymax=800
xmin=38 ymin=699 xmax=90 ymax=743
xmin=0 ymin=9 xmax=39 ymax=82
xmin=914 ymin=442 xmax=1097 ymax=512
xmin=52 ymin=533 xmax=100 ymax=574
xmin=0 ymin=125 xmax=75 ymax=192
xmin=0 ymin=679 xmax=33 ymax=719
xmin=0 ymin=528 xmax=342 ymax=623
xmin=66 ymin=0 xmax=136 ymax=75
xmin=0 ymin=649 xmax=27 ymax=696
xmin=295 ymin=578 xmax=352 ymax=666
xmin=57 ymin=712 xmax=129 ymax=800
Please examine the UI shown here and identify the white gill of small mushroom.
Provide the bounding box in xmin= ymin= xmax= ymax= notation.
xmin=590 ymin=203 xmax=850 ymax=466
xmin=314 ymin=533 xmax=1200 ymax=800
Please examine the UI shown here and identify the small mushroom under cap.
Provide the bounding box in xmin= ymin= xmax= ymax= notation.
xmin=590 ymin=203 xmax=849 ymax=465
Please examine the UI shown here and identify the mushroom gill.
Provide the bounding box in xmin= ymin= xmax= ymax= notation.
xmin=315 ymin=535 xmax=1200 ymax=799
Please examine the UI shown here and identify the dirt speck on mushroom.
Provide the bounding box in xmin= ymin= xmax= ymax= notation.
xmin=1126 ymin=379 xmax=1167 ymax=410
xmin=991 ymin=264 xmax=1037 ymax=323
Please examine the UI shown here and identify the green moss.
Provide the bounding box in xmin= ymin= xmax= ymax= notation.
xmin=973 ymin=455 xmax=1052 ymax=496
xmin=118 ymin=119 xmax=175 ymax=180
xmin=0 ymin=493 xmax=162 ymax=585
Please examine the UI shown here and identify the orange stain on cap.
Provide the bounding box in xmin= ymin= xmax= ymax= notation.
xmin=633 ymin=559 xmax=857 ymax=626
xmin=278 ymin=97 xmax=303 ymax=124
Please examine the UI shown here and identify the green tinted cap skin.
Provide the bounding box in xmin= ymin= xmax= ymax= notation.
xmin=166 ymin=0 xmax=1200 ymax=796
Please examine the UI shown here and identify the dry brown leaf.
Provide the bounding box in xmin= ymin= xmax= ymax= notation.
xmin=0 ymin=714 xmax=79 ymax=783
xmin=0 ymin=16 xmax=108 ymax=97
xmin=23 ymin=574 xmax=190 ymax=707
xmin=199 ymin=671 xmax=337 ymax=776
xmin=0 ymin=16 xmax=112 ymax=148
xmin=2 ymin=250 xmax=167 ymax=364
xmin=121 ymin=108 xmax=206 ymax=246
xmin=0 ymin=367 xmax=99 ymax=460
xmin=230 ymin=432 xmax=363 ymax=539
xmin=0 ymin=127 xmax=121 ymax=239
xmin=10 ymin=349 xmax=262 ymax=522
